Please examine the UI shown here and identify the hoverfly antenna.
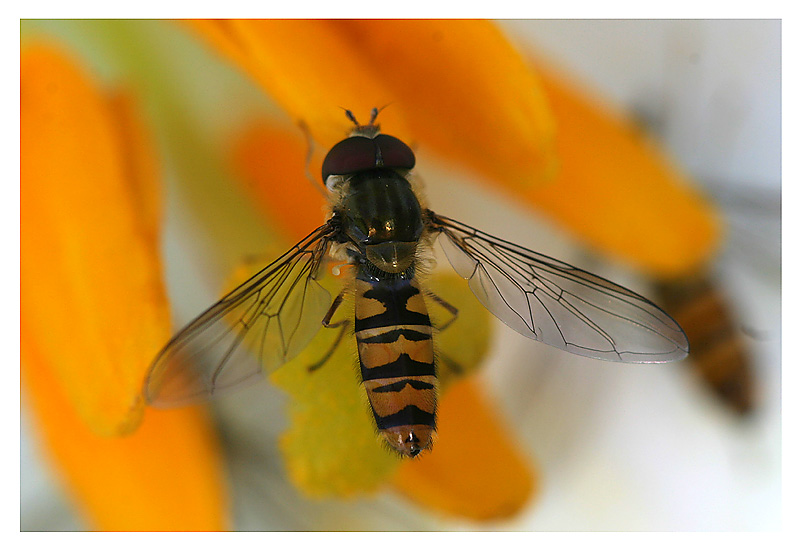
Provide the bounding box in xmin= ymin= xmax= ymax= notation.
xmin=343 ymin=108 xmax=360 ymax=127
xmin=368 ymin=107 xmax=380 ymax=125
xmin=341 ymin=107 xmax=386 ymax=138
xmin=370 ymin=103 xmax=392 ymax=124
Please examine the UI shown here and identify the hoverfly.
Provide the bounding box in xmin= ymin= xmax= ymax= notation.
xmin=144 ymin=108 xmax=689 ymax=457
xmin=656 ymin=274 xmax=754 ymax=415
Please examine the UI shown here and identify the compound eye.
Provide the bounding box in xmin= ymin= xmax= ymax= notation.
xmin=374 ymin=134 xmax=416 ymax=171
xmin=321 ymin=136 xmax=377 ymax=181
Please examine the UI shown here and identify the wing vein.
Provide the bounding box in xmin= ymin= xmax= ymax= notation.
xmin=429 ymin=211 xmax=689 ymax=363
xmin=144 ymin=222 xmax=339 ymax=406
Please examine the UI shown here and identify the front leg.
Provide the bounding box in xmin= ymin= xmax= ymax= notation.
xmin=308 ymin=289 xmax=350 ymax=372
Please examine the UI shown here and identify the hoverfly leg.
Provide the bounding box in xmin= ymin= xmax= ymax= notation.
xmin=438 ymin=353 xmax=464 ymax=376
xmin=322 ymin=289 xmax=347 ymax=328
xmin=306 ymin=320 xmax=350 ymax=373
xmin=297 ymin=119 xmax=327 ymax=197
xmin=428 ymin=291 xmax=460 ymax=333
xmin=428 ymin=292 xmax=464 ymax=376
xmin=308 ymin=289 xmax=350 ymax=373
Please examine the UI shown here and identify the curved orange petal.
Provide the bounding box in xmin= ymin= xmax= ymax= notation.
xmin=332 ymin=19 xmax=558 ymax=188
xmin=392 ymin=377 xmax=536 ymax=521
xmin=187 ymin=19 xmax=411 ymax=145
xmin=21 ymin=42 xmax=228 ymax=530
xmin=187 ymin=19 xmax=557 ymax=188
xmin=21 ymin=43 xmax=167 ymax=434
xmin=22 ymin=342 xmax=228 ymax=531
xmin=524 ymin=60 xmax=722 ymax=277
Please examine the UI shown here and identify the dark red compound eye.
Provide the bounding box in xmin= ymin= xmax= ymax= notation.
xmin=373 ymin=134 xmax=416 ymax=172
xmin=321 ymin=134 xmax=416 ymax=181
xmin=321 ymin=136 xmax=376 ymax=181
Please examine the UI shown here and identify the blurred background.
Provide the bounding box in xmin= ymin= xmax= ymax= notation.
xmin=20 ymin=19 xmax=781 ymax=531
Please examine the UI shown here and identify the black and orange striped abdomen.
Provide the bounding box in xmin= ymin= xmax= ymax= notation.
xmin=354 ymin=268 xmax=436 ymax=457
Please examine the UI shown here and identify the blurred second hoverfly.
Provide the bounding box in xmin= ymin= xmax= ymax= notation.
xmin=656 ymin=273 xmax=756 ymax=415
xmin=144 ymin=109 xmax=689 ymax=457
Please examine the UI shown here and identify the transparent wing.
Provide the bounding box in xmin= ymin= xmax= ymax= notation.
xmin=429 ymin=212 xmax=689 ymax=363
xmin=144 ymin=223 xmax=337 ymax=406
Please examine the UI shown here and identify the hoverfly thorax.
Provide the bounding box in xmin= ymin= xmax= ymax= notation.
xmin=339 ymin=169 xmax=423 ymax=274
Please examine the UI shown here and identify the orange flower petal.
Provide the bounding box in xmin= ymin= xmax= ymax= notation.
xmin=187 ymin=19 xmax=557 ymax=188
xmin=21 ymin=42 xmax=228 ymax=530
xmin=21 ymin=43 xmax=170 ymax=434
xmin=22 ymin=341 xmax=227 ymax=531
xmin=329 ymin=19 xmax=557 ymax=188
xmin=392 ymin=378 xmax=536 ymax=521
xmin=187 ymin=19 xmax=411 ymax=145
xmin=524 ymin=60 xmax=722 ymax=277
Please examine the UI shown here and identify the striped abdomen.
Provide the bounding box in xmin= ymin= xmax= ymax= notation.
xmin=354 ymin=268 xmax=436 ymax=457
xmin=656 ymin=274 xmax=755 ymax=414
